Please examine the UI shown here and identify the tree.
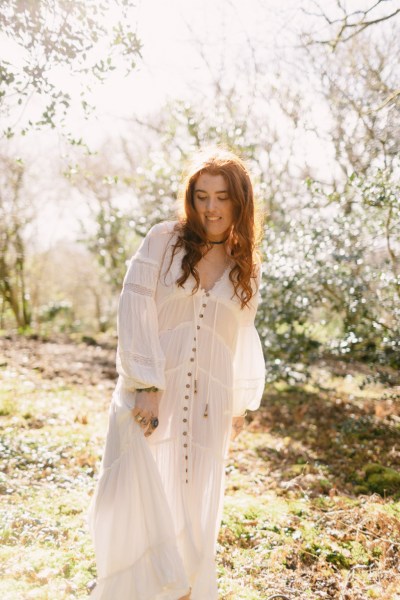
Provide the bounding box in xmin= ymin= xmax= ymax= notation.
xmin=303 ymin=0 xmax=400 ymax=49
xmin=296 ymin=32 xmax=400 ymax=191
xmin=0 ymin=0 xmax=142 ymax=138
xmin=0 ymin=154 xmax=32 ymax=329
xmin=67 ymin=144 xmax=142 ymax=293
xmin=0 ymin=1 xmax=142 ymax=330
xmin=254 ymin=23 xmax=400 ymax=382
xmin=257 ymin=165 xmax=400 ymax=385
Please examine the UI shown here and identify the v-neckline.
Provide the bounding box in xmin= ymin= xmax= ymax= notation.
xmin=198 ymin=263 xmax=230 ymax=294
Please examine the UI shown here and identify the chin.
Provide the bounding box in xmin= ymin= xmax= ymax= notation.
xmin=206 ymin=229 xmax=226 ymax=238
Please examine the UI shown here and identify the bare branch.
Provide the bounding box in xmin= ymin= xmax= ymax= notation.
xmin=370 ymin=89 xmax=400 ymax=112
xmin=304 ymin=0 xmax=400 ymax=50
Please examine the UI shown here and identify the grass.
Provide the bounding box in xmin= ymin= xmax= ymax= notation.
xmin=1 ymin=335 xmax=400 ymax=599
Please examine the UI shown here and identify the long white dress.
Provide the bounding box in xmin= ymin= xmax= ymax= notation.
xmin=88 ymin=221 xmax=265 ymax=600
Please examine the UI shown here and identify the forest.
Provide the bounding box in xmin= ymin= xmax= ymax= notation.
xmin=0 ymin=1 xmax=399 ymax=598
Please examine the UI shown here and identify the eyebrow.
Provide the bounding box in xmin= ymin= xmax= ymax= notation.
xmin=194 ymin=188 xmax=228 ymax=194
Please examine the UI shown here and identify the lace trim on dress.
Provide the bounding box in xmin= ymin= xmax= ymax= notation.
xmin=123 ymin=283 xmax=153 ymax=297
xmin=119 ymin=350 xmax=164 ymax=367
xmin=131 ymin=256 xmax=160 ymax=268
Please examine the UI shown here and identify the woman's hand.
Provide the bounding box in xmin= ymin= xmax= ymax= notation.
xmin=132 ymin=390 xmax=162 ymax=437
xmin=231 ymin=415 xmax=246 ymax=441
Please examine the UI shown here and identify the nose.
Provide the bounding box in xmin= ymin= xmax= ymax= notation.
xmin=206 ymin=196 xmax=217 ymax=212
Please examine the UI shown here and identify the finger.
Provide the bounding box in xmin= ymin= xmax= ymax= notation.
xmin=133 ymin=410 xmax=152 ymax=430
xmin=141 ymin=412 xmax=152 ymax=434
xmin=132 ymin=407 xmax=145 ymax=422
xmin=133 ymin=411 xmax=145 ymax=424
xmin=144 ymin=422 xmax=154 ymax=436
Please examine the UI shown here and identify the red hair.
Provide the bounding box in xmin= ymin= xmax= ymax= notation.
xmin=170 ymin=148 xmax=262 ymax=308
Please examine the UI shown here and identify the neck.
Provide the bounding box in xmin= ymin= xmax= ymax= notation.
xmin=203 ymin=241 xmax=231 ymax=261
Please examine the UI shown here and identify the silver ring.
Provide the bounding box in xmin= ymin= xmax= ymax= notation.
xmin=135 ymin=414 xmax=144 ymax=423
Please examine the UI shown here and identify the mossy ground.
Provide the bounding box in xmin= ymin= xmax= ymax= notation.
xmin=1 ymin=336 xmax=400 ymax=599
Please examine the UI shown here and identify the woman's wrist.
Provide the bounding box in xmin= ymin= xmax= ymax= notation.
xmin=234 ymin=410 xmax=247 ymax=418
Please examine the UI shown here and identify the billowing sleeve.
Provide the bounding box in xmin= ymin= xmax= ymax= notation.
xmin=232 ymin=261 xmax=265 ymax=417
xmin=116 ymin=222 xmax=172 ymax=392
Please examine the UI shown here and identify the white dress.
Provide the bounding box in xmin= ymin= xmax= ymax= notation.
xmin=88 ymin=221 xmax=265 ymax=600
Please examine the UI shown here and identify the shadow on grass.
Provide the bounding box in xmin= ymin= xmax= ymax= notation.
xmin=248 ymin=381 xmax=400 ymax=497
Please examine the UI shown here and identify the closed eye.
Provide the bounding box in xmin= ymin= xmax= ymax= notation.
xmin=195 ymin=193 xmax=230 ymax=201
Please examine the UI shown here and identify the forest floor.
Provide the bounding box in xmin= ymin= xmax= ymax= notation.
xmin=1 ymin=334 xmax=400 ymax=600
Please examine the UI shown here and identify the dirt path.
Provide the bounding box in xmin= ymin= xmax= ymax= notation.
xmin=0 ymin=334 xmax=117 ymax=386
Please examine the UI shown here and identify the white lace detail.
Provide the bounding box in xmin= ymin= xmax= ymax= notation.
xmin=120 ymin=351 xmax=163 ymax=367
xmin=133 ymin=257 xmax=159 ymax=268
xmin=123 ymin=283 xmax=153 ymax=297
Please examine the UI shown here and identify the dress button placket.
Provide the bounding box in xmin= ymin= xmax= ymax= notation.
xmin=183 ymin=290 xmax=210 ymax=485
xmin=183 ymin=367 xmax=190 ymax=482
xmin=183 ymin=345 xmax=192 ymax=484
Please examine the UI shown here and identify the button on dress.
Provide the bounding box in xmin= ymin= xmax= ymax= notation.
xmin=88 ymin=221 xmax=265 ymax=599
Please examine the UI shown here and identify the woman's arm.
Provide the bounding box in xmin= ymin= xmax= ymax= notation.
xmin=116 ymin=222 xmax=173 ymax=392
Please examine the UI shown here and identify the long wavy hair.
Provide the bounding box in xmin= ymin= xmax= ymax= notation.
xmin=169 ymin=148 xmax=262 ymax=309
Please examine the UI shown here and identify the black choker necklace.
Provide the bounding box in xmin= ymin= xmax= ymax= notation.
xmin=209 ymin=237 xmax=229 ymax=245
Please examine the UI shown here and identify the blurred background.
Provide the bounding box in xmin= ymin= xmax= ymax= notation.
xmin=1 ymin=0 xmax=399 ymax=385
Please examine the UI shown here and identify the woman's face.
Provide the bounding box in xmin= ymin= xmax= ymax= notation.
xmin=193 ymin=172 xmax=235 ymax=242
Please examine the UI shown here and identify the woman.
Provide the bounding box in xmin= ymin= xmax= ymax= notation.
xmin=88 ymin=148 xmax=266 ymax=599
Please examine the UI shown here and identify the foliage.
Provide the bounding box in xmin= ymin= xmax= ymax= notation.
xmin=0 ymin=0 xmax=142 ymax=137
xmin=38 ymin=300 xmax=75 ymax=334
xmin=359 ymin=464 xmax=400 ymax=496
xmin=258 ymin=165 xmax=400 ymax=383
xmin=69 ymin=154 xmax=141 ymax=293
xmin=84 ymin=202 xmax=135 ymax=293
